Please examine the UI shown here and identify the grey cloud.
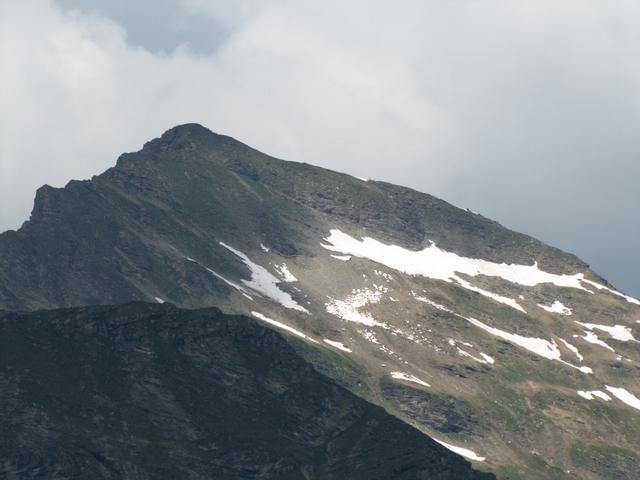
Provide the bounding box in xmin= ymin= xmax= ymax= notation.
xmin=55 ymin=0 xmax=229 ymax=53
xmin=0 ymin=0 xmax=638 ymax=296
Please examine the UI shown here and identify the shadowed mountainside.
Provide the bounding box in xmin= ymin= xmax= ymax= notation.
xmin=0 ymin=303 xmax=494 ymax=480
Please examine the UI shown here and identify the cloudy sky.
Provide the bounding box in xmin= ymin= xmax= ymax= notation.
xmin=1 ymin=0 xmax=639 ymax=296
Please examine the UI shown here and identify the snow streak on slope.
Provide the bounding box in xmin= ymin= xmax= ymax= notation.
xmin=186 ymin=256 xmax=254 ymax=300
xmin=220 ymin=243 xmax=308 ymax=313
xmin=605 ymin=386 xmax=640 ymax=412
xmin=458 ymin=349 xmax=495 ymax=365
xmin=414 ymin=295 xmax=592 ymax=373
xmin=251 ymin=312 xmax=318 ymax=343
xmin=321 ymin=229 xmax=640 ymax=310
xmin=323 ymin=339 xmax=352 ymax=352
xmin=390 ymin=371 xmax=431 ymax=388
xmin=582 ymin=279 xmax=640 ymax=305
xmin=433 ymin=438 xmax=486 ymax=462
xmin=559 ymin=339 xmax=584 ymax=362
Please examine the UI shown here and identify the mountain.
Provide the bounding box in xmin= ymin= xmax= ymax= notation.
xmin=1 ymin=123 xmax=639 ymax=479
xmin=0 ymin=302 xmax=493 ymax=479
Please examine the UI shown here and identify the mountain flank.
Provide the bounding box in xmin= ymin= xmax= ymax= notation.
xmin=1 ymin=124 xmax=638 ymax=479
xmin=0 ymin=303 xmax=494 ymax=480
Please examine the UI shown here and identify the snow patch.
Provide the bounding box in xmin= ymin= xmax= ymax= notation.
xmin=538 ymin=300 xmax=572 ymax=315
xmin=374 ymin=269 xmax=393 ymax=281
xmin=220 ymin=243 xmax=308 ymax=313
xmin=580 ymin=331 xmax=615 ymax=352
xmin=251 ymin=312 xmax=319 ymax=344
xmin=260 ymin=243 xmax=270 ymax=252
xmin=321 ymin=229 xmax=594 ymax=310
xmin=433 ymin=439 xmax=485 ymax=462
xmin=576 ymin=322 xmax=636 ymax=342
xmin=326 ymin=285 xmax=389 ymax=328
xmin=605 ymin=386 xmax=640 ymax=411
xmin=577 ymin=390 xmax=611 ymax=401
xmin=390 ymin=371 xmax=431 ymax=388
xmin=154 ymin=297 xmax=165 ymax=304
xmin=361 ymin=330 xmax=380 ymax=345
xmin=330 ymin=254 xmax=352 ymax=261
xmin=322 ymin=230 xmax=640 ymax=312
xmin=323 ymin=339 xmax=352 ymax=352
xmin=479 ymin=352 xmax=495 ymax=364
xmin=275 ymin=263 xmax=298 ymax=282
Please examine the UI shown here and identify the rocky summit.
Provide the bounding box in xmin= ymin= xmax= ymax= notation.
xmin=1 ymin=124 xmax=639 ymax=479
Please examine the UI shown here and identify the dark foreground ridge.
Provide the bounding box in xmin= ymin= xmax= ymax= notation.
xmin=0 ymin=303 xmax=494 ymax=480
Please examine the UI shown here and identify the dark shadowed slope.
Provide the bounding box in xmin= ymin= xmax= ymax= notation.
xmin=0 ymin=303 xmax=493 ymax=480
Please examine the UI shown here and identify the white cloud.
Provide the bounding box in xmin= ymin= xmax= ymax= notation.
xmin=1 ymin=0 xmax=639 ymax=296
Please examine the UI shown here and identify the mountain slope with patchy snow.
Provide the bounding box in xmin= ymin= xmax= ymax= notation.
xmin=0 ymin=124 xmax=638 ymax=479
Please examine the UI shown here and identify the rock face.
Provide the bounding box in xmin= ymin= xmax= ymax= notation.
xmin=1 ymin=124 xmax=639 ymax=479
xmin=0 ymin=303 xmax=493 ymax=480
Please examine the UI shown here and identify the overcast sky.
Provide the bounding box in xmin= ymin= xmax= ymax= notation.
xmin=1 ymin=0 xmax=639 ymax=296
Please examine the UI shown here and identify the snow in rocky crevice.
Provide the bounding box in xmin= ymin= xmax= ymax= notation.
xmin=187 ymin=256 xmax=254 ymax=300
xmin=219 ymin=243 xmax=308 ymax=313
xmin=321 ymin=229 xmax=640 ymax=310
xmin=538 ymin=300 xmax=572 ymax=315
xmin=432 ymin=438 xmax=485 ymax=462
xmin=251 ymin=311 xmax=318 ymax=344
xmin=154 ymin=297 xmax=165 ymax=304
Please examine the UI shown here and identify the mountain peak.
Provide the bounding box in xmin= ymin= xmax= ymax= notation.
xmin=141 ymin=123 xmax=222 ymax=153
